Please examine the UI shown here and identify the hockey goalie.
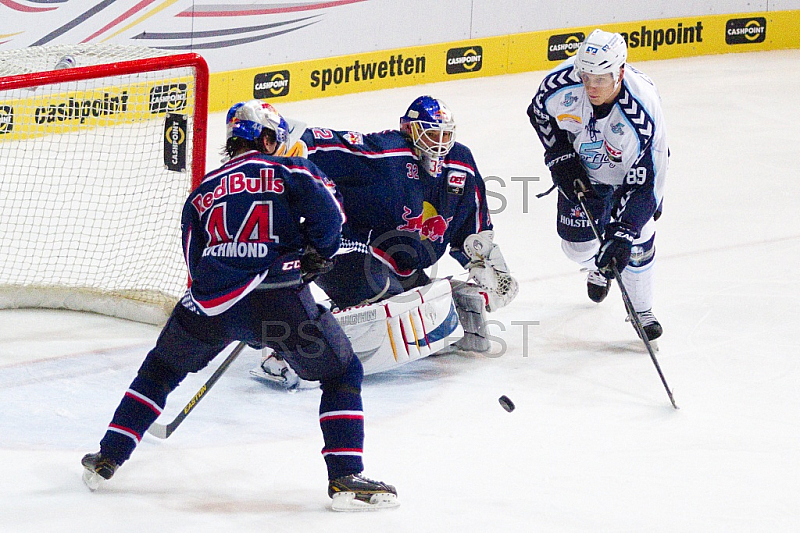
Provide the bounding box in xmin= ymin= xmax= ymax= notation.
xmin=249 ymin=96 xmax=519 ymax=387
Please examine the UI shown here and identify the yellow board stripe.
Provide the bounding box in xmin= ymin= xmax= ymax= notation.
xmin=206 ymin=10 xmax=800 ymax=112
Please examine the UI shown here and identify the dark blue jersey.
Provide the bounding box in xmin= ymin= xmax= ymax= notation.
xmin=181 ymin=150 xmax=343 ymax=315
xmin=299 ymin=128 xmax=492 ymax=276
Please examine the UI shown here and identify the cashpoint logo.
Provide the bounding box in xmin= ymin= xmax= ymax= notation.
xmin=726 ymin=18 xmax=766 ymax=44
xmin=548 ymin=33 xmax=585 ymax=61
xmin=0 ymin=105 xmax=12 ymax=134
xmin=620 ymin=22 xmax=704 ymax=51
xmin=164 ymin=113 xmax=187 ymax=172
xmin=446 ymin=46 xmax=483 ymax=74
xmin=149 ymin=84 xmax=188 ymax=113
xmin=254 ymin=70 xmax=291 ymax=98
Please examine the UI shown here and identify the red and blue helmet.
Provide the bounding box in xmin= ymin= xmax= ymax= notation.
xmin=226 ymin=100 xmax=289 ymax=153
xmin=400 ymin=96 xmax=456 ymax=176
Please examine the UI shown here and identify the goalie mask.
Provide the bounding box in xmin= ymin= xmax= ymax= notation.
xmin=400 ymin=95 xmax=456 ymax=178
xmin=226 ymin=100 xmax=290 ymax=155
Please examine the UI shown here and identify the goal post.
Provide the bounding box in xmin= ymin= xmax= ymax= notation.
xmin=0 ymin=45 xmax=209 ymax=324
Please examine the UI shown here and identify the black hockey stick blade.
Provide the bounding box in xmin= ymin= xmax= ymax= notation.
xmin=147 ymin=341 xmax=248 ymax=439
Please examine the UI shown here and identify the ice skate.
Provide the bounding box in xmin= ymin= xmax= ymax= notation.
xmin=628 ymin=309 xmax=663 ymax=341
xmin=81 ymin=452 xmax=117 ymax=491
xmin=586 ymin=269 xmax=611 ymax=303
xmin=249 ymin=352 xmax=318 ymax=391
xmin=328 ymin=473 xmax=399 ymax=511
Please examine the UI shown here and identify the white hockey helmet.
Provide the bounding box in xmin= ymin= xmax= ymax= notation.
xmin=574 ymin=29 xmax=627 ymax=82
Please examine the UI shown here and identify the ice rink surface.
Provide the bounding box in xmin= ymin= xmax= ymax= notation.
xmin=1 ymin=49 xmax=799 ymax=532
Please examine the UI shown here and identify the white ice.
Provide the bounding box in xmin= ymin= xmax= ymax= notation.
xmin=1 ymin=49 xmax=799 ymax=532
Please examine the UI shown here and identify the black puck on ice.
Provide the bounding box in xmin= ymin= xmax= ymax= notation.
xmin=498 ymin=395 xmax=515 ymax=412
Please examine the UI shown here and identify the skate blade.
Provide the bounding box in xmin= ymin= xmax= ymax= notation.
xmin=330 ymin=492 xmax=400 ymax=512
xmin=249 ymin=367 xmax=320 ymax=391
xmin=82 ymin=469 xmax=103 ymax=492
xmin=249 ymin=367 xmax=289 ymax=385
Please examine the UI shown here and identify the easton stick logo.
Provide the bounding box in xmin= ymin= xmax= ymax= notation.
xmin=548 ymin=32 xmax=584 ymax=61
xmin=726 ymin=18 xmax=767 ymax=44
xmin=446 ymin=46 xmax=483 ymax=74
xmin=254 ymin=70 xmax=290 ymax=98
xmin=184 ymin=384 xmax=207 ymax=414
xmin=0 ymin=105 xmax=12 ymax=134
xmin=149 ymin=83 xmax=188 ymax=113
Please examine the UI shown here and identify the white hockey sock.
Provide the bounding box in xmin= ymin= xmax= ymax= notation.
xmin=621 ymin=262 xmax=655 ymax=313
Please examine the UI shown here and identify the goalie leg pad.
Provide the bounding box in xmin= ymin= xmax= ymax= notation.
xmin=449 ymin=279 xmax=490 ymax=353
xmin=332 ymin=279 xmax=462 ymax=375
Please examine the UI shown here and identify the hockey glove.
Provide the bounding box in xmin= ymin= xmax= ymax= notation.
xmin=300 ymin=247 xmax=334 ymax=283
xmin=595 ymin=222 xmax=637 ymax=278
xmin=462 ymin=231 xmax=519 ymax=312
xmin=545 ymin=149 xmax=593 ymax=203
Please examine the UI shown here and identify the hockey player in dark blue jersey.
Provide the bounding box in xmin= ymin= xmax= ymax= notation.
xmin=81 ymin=100 xmax=398 ymax=511
xmin=253 ymin=96 xmax=518 ymax=382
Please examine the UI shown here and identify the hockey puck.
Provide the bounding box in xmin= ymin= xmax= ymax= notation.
xmin=498 ymin=395 xmax=515 ymax=412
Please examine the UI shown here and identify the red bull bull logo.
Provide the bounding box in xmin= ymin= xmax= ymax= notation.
xmin=396 ymin=202 xmax=452 ymax=243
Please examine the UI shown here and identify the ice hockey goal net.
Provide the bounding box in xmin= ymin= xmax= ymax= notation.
xmin=0 ymin=44 xmax=208 ymax=324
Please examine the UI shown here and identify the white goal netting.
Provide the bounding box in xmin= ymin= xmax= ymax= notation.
xmin=0 ymin=45 xmax=207 ymax=324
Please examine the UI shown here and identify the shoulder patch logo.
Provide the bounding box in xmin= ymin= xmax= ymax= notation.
xmin=447 ymin=171 xmax=466 ymax=195
xmin=560 ymin=91 xmax=578 ymax=107
xmin=343 ymin=131 xmax=364 ymax=145
xmin=557 ymin=113 xmax=582 ymax=124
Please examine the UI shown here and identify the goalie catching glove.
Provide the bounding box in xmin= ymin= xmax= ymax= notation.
xmin=462 ymin=231 xmax=519 ymax=312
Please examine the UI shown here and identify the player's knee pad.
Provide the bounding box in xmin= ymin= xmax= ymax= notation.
xmin=561 ymin=239 xmax=600 ymax=267
xmin=332 ymin=278 xmax=463 ymax=375
xmin=283 ymin=304 xmax=357 ymax=382
xmin=628 ymin=233 xmax=656 ymax=268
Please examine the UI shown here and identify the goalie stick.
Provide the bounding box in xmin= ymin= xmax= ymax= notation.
xmin=575 ymin=181 xmax=678 ymax=410
xmin=147 ymin=341 xmax=247 ymax=439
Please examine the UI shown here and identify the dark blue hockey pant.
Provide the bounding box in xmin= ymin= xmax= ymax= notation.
xmin=314 ymin=251 xmax=430 ymax=309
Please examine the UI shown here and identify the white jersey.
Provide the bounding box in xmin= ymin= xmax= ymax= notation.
xmin=529 ymin=57 xmax=668 ymax=233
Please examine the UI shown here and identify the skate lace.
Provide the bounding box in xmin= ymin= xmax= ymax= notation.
xmin=586 ymin=270 xmax=608 ymax=287
xmin=353 ymin=473 xmax=382 ymax=486
xmin=627 ymin=310 xmax=658 ymax=326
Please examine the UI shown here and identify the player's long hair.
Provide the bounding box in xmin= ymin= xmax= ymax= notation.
xmin=222 ymin=128 xmax=278 ymax=158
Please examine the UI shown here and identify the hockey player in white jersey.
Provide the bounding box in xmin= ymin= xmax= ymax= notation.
xmin=527 ymin=29 xmax=668 ymax=340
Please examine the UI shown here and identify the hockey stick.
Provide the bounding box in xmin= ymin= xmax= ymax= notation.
xmin=574 ymin=183 xmax=678 ymax=409
xmin=147 ymin=341 xmax=248 ymax=439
